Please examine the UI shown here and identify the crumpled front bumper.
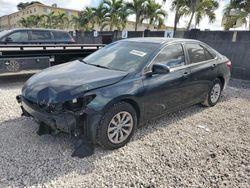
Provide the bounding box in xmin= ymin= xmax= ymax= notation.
xmin=16 ymin=95 xmax=101 ymax=140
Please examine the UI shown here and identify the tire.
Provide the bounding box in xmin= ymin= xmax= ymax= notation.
xmin=96 ymin=102 xmax=137 ymax=150
xmin=202 ymin=79 xmax=222 ymax=107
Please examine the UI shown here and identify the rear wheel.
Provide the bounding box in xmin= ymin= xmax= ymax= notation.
xmin=96 ymin=102 xmax=137 ymax=150
xmin=202 ymin=79 xmax=222 ymax=107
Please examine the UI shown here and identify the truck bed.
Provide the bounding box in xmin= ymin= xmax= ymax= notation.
xmin=0 ymin=44 xmax=104 ymax=75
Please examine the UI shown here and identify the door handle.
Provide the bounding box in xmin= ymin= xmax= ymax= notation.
xmin=183 ymin=72 xmax=189 ymax=79
xmin=211 ymin=64 xmax=217 ymax=70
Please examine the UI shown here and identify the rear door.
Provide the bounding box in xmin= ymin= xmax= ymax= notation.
xmin=52 ymin=31 xmax=74 ymax=44
xmin=184 ymin=42 xmax=218 ymax=102
xmin=30 ymin=30 xmax=53 ymax=44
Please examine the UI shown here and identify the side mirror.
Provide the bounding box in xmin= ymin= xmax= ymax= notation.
xmin=5 ymin=37 xmax=12 ymax=42
xmin=152 ymin=63 xmax=170 ymax=74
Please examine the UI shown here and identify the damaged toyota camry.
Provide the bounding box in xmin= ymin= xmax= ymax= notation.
xmin=17 ymin=38 xmax=231 ymax=157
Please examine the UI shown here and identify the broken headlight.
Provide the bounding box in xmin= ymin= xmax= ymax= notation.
xmin=64 ymin=95 xmax=96 ymax=112
xmin=38 ymin=103 xmax=63 ymax=113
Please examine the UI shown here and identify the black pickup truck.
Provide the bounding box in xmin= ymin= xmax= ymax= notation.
xmin=0 ymin=44 xmax=104 ymax=76
xmin=0 ymin=29 xmax=106 ymax=76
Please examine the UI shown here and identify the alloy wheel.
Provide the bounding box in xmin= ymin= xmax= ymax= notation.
xmin=210 ymin=83 xmax=221 ymax=104
xmin=107 ymin=111 xmax=134 ymax=144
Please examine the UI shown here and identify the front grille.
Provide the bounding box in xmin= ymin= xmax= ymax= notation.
xmin=38 ymin=103 xmax=52 ymax=113
xmin=23 ymin=97 xmax=62 ymax=113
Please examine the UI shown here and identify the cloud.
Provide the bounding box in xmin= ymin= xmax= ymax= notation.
xmin=0 ymin=0 xmax=21 ymax=16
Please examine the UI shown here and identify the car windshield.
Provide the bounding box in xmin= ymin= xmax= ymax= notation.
xmin=83 ymin=41 xmax=160 ymax=72
xmin=0 ymin=30 xmax=10 ymax=38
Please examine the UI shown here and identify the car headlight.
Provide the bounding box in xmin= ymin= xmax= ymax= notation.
xmin=64 ymin=95 xmax=96 ymax=111
xmin=38 ymin=102 xmax=63 ymax=113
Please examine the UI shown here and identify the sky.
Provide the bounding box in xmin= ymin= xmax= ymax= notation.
xmin=0 ymin=0 xmax=248 ymax=30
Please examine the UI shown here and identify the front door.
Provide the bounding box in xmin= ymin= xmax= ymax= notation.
xmin=3 ymin=30 xmax=29 ymax=44
xmin=142 ymin=43 xmax=192 ymax=119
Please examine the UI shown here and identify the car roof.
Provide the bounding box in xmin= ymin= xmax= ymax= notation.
xmin=122 ymin=37 xmax=199 ymax=45
xmin=7 ymin=28 xmax=68 ymax=32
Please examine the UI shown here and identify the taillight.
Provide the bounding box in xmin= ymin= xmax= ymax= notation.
xmin=226 ymin=61 xmax=232 ymax=69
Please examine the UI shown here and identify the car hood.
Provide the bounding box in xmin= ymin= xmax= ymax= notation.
xmin=22 ymin=60 xmax=127 ymax=103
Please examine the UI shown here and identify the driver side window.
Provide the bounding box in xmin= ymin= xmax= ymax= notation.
xmin=5 ymin=31 xmax=29 ymax=42
xmin=153 ymin=44 xmax=185 ymax=68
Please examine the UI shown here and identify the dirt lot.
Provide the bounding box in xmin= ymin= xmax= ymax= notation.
xmin=0 ymin=76 xmax=249 ymax=188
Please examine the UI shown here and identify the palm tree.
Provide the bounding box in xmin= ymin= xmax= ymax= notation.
xmin=119 ymin=6 xmax=130 ymax=30
xmin=184 ymin=0 xmax=219 ymax=30
xmin=82 ymin=7 xmax=96 ymax=31
xmin=19 ymin=17 xmax=29 ymax=27
xmin=70 ymin=10 xmax=93 ymax=31
xmin=143 ymin=0 xmax=167 ymax=29
xmin=103 ymin=0 xmax=127 ymax=31
xmin=19 ymin=15 xmax=43 ymax=28
xmin=163 ymin=0 xmax=188 ymax=36
xmin=223 ymin=0 xmax=250 ymax=30
xmin=126 ymin=0 xmax=148 ymax=31
xmin=92 ymin=2 xmax=107 ymax=31
xmin=70 ymin=15 xmax=81 ymax=30
xmin=56 ymin=12 xmax=69 ymax=29
xmin=43 ymin=12 xmax=57 ymax=28
xmin=33 ymin=15 xmax=46 ymax=28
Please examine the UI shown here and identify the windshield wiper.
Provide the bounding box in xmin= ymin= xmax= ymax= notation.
xmin=79 ymin=59 xmax=88 ymax=64
xmin=79 ymin=59 xmax=110 ymax=70
xmin=88 ymin=64 xmax=110 ymax=70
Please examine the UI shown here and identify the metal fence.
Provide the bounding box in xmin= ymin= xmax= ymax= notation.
xmin=72 ymin=30 xmax=250 ymax=80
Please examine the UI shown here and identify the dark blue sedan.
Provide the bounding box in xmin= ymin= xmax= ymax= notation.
xmin=17 ymin=38 xmax=231 ymax=157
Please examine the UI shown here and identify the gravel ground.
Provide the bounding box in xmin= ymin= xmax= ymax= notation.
xmin=0 ymin=76 xmax=249 ymax=188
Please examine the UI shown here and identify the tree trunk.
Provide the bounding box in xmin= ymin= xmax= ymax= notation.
xmin=135 ymin=21 xmax=138 ymax=31
xmin=187 ymin=0 xmax=196 ymax=30
xmin=135 ymin=15 xmax=139 ymax=31
xmin=187 ymin=11 xmax=195 ymax=30
xmin=249 ymin=17 xmax=250 ymax=31
xmin=173 ymin=8 xmax=179 ymax=37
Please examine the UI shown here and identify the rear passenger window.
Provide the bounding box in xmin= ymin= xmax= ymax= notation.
xmin=31 ymin=30 xmax=51 ymax=40
xmin=185 ymin=43 xmax=207 ymax=64
xmin=53 ymin=31 xmax=71 ymax=40
xmin=153 ymin=44 xmax=185 ymax=68
xmin=203 ymin=47 xmax=215 ymax=60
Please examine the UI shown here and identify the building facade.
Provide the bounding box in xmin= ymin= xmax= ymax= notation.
xmin=0 ymin=3 xmax=171 ymax=31
xmin=0 ymin=3 xmax=79 ymax=30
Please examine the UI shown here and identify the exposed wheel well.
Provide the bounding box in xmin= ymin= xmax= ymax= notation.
xmin=121 ymin=99 xmax=141 ymax=126
xmin=217 ymin=76 xmax=225 ymax=89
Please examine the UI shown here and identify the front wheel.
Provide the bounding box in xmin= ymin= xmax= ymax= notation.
xmin=202 ymin=79 xmax=222 ymax=107
xmin=96 ymin=102 xmax=137 ymax=150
